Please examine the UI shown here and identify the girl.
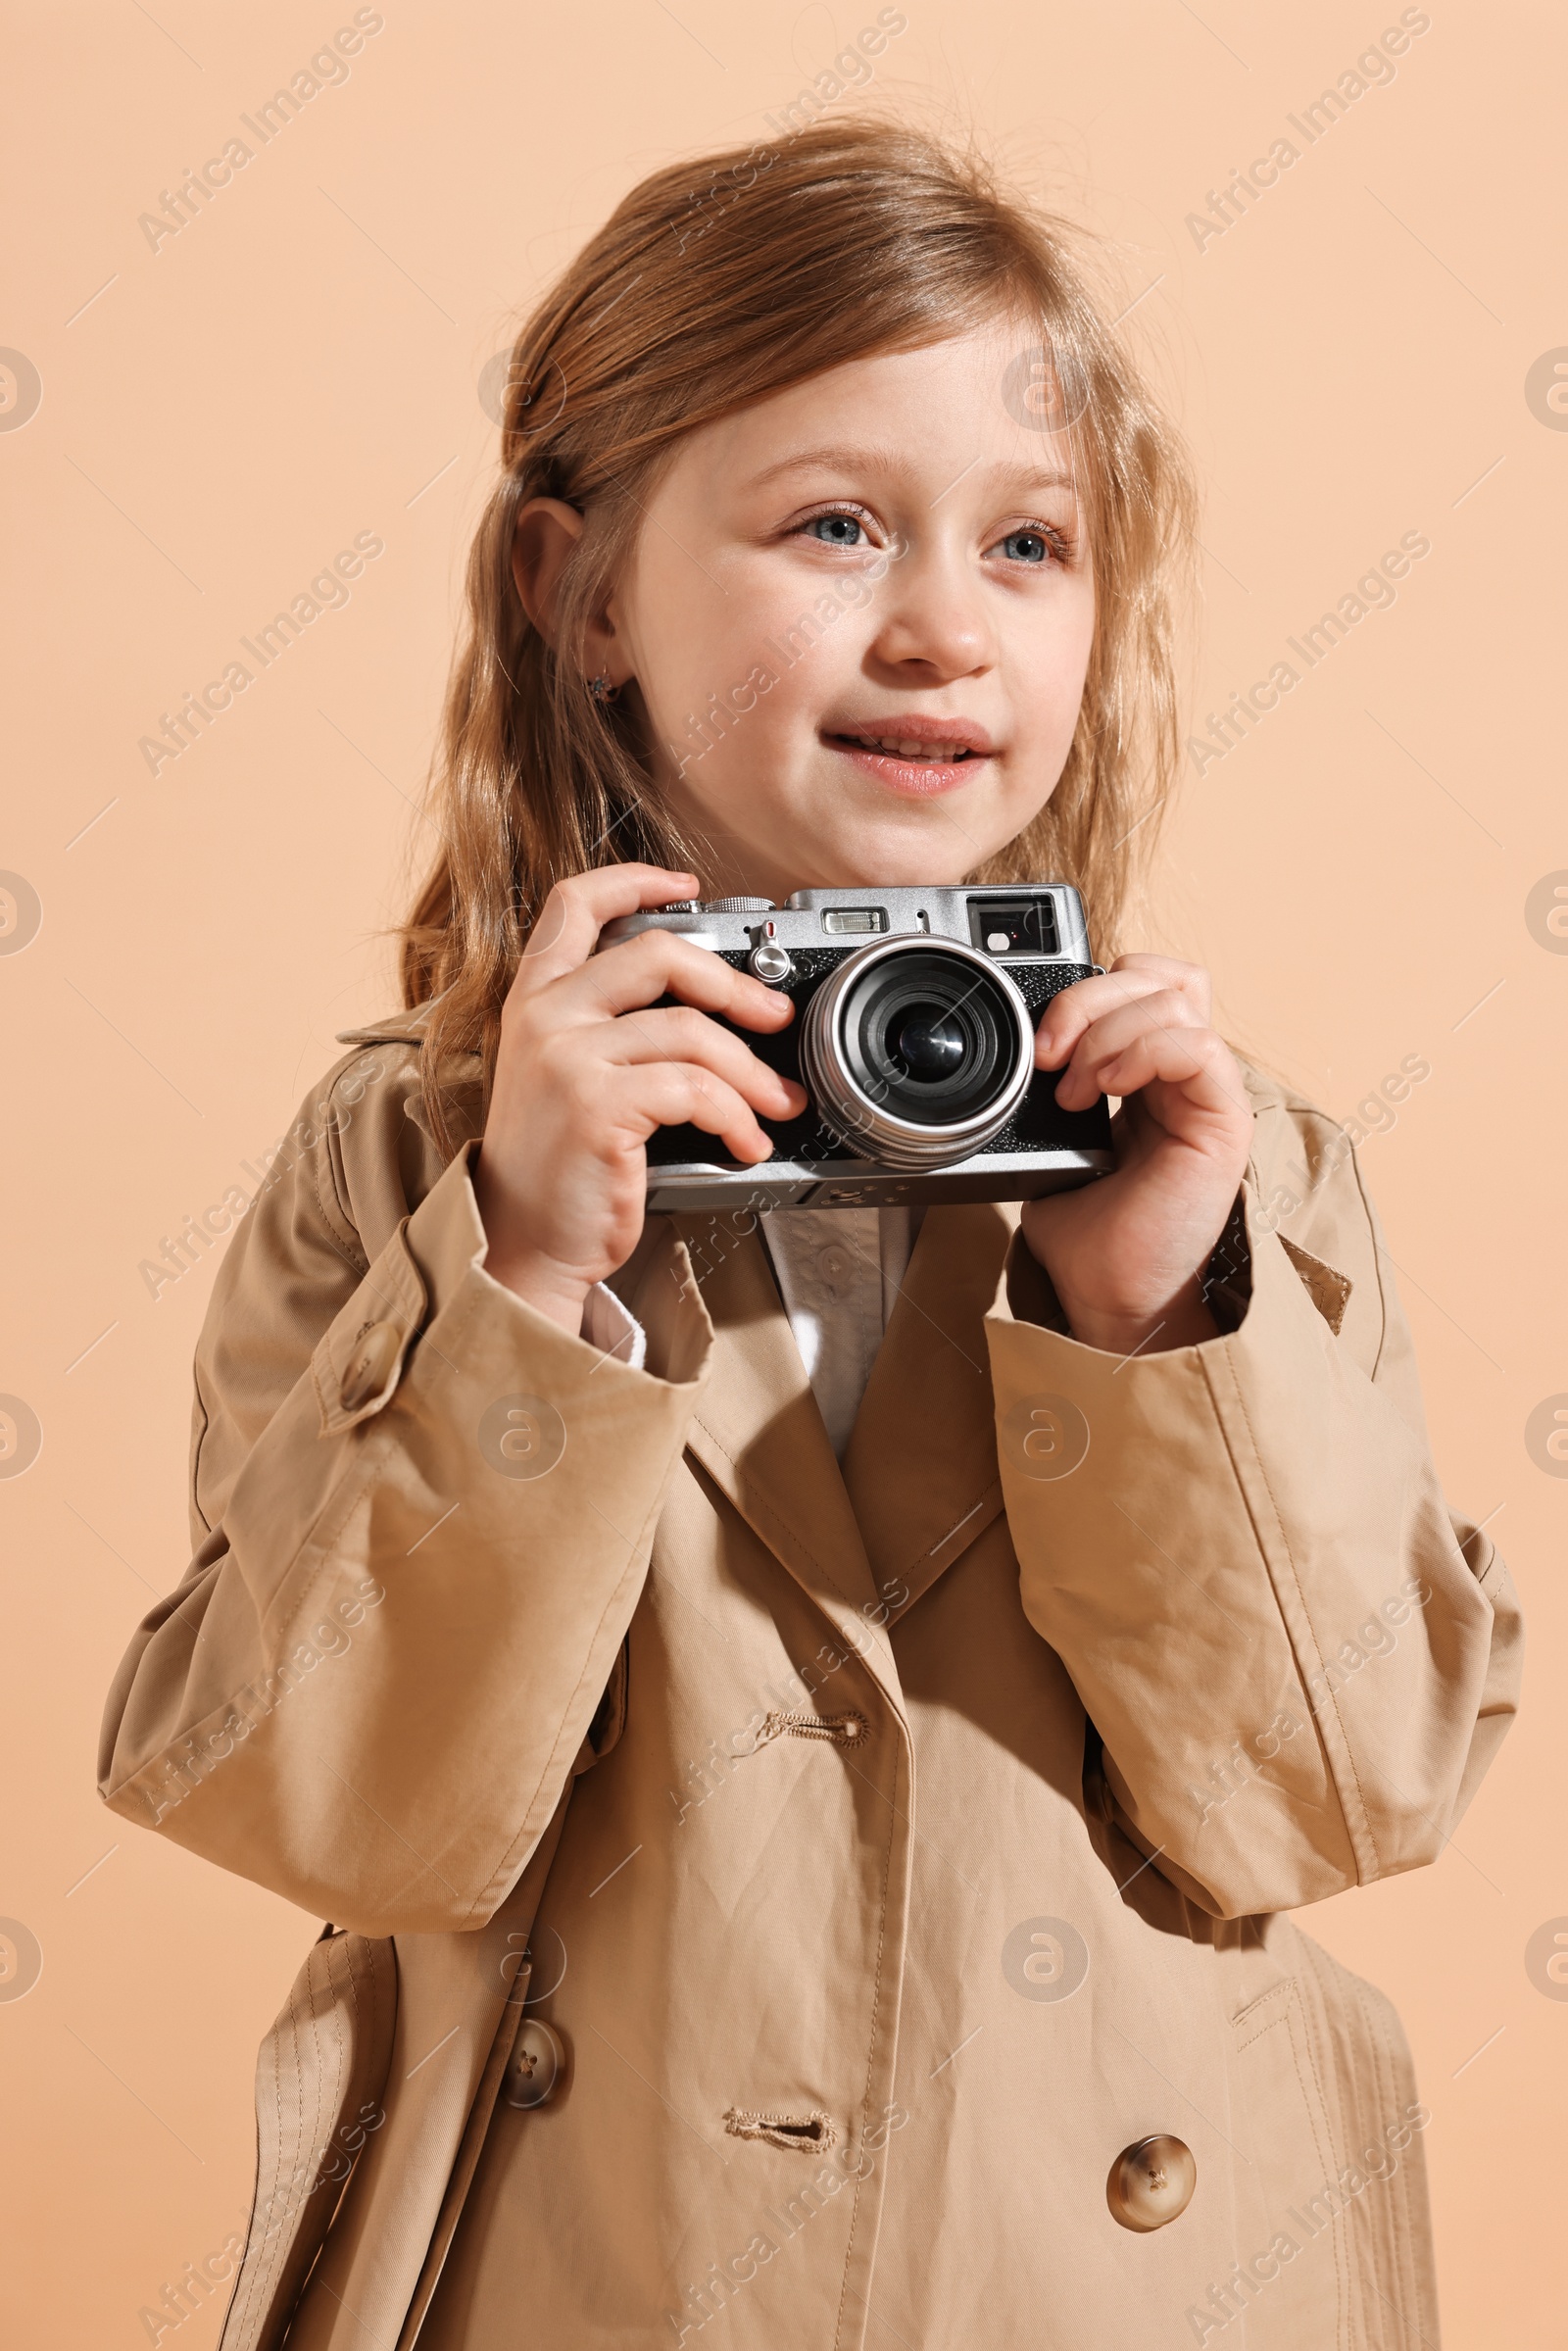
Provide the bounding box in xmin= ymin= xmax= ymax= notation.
xmin=100 ymin=120 xmax=1519 ymax=2350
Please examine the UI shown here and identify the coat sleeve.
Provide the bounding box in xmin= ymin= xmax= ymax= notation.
xmin=984 ymin=1097 xmax=1523 ymax=1921
xmin=97 ymin=1044 xmax=713 ymax=1937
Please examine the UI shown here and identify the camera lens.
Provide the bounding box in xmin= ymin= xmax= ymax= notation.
xmin=848 ymin=952 xmax=1013 ymax=1120
xmin=892 ymin=1005 xmax=965 ymax=1080
xmin=800 ymin=936 xmax=1035 ymax=1168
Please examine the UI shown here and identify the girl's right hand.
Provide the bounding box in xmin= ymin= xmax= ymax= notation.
xmin=471 ymin=865 xmax=807 ymax=1335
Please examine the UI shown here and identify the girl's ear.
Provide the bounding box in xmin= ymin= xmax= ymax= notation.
xmin=512 ymin=497 xmax=621 ymax=687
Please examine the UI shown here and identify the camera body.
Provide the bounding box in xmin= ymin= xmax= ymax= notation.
xmin=599 ymin=883 xmax=1113 ymax=1211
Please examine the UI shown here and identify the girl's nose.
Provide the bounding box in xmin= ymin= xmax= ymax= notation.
xmin=866 ymin=546 xmax=996 ymax=682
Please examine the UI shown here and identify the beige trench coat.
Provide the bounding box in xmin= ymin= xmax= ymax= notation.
xmin=98 ymin=1004 xmax=1521 ymax=2350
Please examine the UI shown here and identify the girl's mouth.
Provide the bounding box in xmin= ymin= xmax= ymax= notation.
xmin=823 ymin=728 xmax=995 ymax=797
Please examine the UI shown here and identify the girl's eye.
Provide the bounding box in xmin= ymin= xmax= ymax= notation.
xmin=801 ymin=512 xmax=867 ymax=547
xmin=1000 ymin=529 xmax=1051 ymax=563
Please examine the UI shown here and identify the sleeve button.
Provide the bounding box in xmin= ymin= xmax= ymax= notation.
xmin=339 ymin=1320 xmax=404 ymax=1413
xmin=1106 ymin=2134 xmax=1196 ymax=2230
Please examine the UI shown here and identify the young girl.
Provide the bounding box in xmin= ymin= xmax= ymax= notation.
xmin=100 ymin=120 xmax=1519 ymax=2351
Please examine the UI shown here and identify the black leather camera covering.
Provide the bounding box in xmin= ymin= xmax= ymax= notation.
xmin=644 ymin=948 xmax=1110 ymax=1170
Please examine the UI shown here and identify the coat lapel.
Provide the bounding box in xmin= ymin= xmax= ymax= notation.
xmin=648 ymin=1213 xmax=905 ymax=1716
xmin=841 ymin=1202 xmax=1015 ymax=1618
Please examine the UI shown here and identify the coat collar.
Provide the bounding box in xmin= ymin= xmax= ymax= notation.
xmin=841 ymin=1202 xmax=1014 ymax=1617
xmin=653 ymin=1212 xmax=906 ymax=1715
xmin=631 ymin=1202 xmax=1016 ymax=1699
xmin=334 ymin=989 xmax=458 ymax=1050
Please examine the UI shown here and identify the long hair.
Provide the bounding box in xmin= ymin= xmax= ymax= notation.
xmin=400 ymin=117 xmax=1196 ymax=1158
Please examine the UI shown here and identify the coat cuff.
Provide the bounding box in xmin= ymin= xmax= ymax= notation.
xmin=985 ymin=1183 xmax=1497 ymax=1916
xmin=310 ymin=1144 xmax=664 ymax=1433
xmin=582 ymin=1281 xmax=648 ymax=1371
xmin=1005 ymin=1188 xmax=1252 ymax=1341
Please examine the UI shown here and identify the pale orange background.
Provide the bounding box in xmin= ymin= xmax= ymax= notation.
xmin=3 ymin=2 xmax=1563 ymax=2342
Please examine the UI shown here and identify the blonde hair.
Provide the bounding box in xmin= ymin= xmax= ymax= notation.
xmin=400 ymin=117 xmax=1196 ymax=1158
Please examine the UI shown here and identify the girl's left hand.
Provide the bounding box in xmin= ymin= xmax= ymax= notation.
xmin=1019 ymin=955 xmax=1255 ymax=1356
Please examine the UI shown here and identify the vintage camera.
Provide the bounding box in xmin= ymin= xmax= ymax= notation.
xmin=597 ymin=884 xmax=1113 ymax=1211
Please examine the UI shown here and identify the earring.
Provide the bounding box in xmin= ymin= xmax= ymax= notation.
xmin=587 ymin=671 xmax=619 ymax=704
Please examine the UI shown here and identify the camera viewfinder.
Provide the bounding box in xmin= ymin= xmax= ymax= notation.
xmin=967 ymin=896 xmax=1059 ymax=956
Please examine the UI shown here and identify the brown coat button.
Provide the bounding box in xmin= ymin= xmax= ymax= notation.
xmin=339 ymin=1321 xmax=404 ymax=1414
xmin=503 ymin=2018 xmax=564 ymax=2109
xmin=1106 ymin=2134 xmax=1197 ymax=2231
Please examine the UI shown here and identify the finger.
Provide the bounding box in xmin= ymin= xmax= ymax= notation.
xmin=1065 ymin=990 xmax=1208 ymax=1073
xmin=516 ymin=865 xmax=701 ymax=985
xmin=1038 ymin=974 xmax=1204 ymax=1071
xmin=538 ymin=928 xmax=797 ymax=1034
xmin=611 ymin=1061 xmax=779 ymax=1164
xmin=1106 ymin=954 xmax=1212 ymax=1021
xmin=592 ymin=1004 xmax=808 ymax=1120
xmin=1034 ymin=963 xmax=1212 ymax=1067
xmin=1082 ymin=1026 xmax=1248 ymax=1126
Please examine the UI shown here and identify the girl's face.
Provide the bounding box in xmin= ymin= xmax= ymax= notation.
xmin=608 ymin=315 xmax=1097 ymax=905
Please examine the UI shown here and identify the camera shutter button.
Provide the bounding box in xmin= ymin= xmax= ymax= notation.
xmin=749 ymin=941 xmax=794 ymax=984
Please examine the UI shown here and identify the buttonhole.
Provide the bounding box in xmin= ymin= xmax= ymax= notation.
xmin=755 ymin=1710 xmax=867 ymax=1748
xmin=723 ymin=2106 xmax=838 ymax=2151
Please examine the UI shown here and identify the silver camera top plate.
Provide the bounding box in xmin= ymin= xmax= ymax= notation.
xmin=600 ymin=883 xmax=1092 ymax=963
